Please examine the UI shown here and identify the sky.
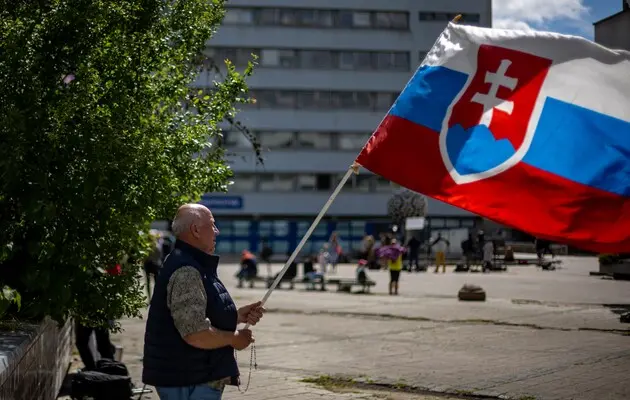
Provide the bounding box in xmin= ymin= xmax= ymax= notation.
xmin=492 ymin=0 xmax=625 ymax=39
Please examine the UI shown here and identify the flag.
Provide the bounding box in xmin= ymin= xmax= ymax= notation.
xmin=356 ymin=23 xmax=630 ymax=253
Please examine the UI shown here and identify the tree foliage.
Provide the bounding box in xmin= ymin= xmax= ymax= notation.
xmin=0 ymin=0 xmax=253 ymax=327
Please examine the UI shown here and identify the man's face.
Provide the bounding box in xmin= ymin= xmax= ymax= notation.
xmin=193 ymin=210 xmax=220 ymax=254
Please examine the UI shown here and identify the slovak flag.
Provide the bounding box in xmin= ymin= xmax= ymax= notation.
xmin=356 ymin=23 xmax=630 ymax=253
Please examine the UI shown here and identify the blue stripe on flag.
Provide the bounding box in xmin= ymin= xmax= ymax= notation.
xmin=524 ymin=97 xmax=630 ymax=197
xmin=389 ymin=66 xmax=469 ymax=133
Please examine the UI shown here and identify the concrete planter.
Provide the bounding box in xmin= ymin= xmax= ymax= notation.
xmin=0 ymin=318 xmax=72 ymax=400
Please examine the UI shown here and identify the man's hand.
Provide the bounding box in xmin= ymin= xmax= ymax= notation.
xmin=232 ymin=329 xmax=254 ymax=351
xmin=237 ymin=301 xmax=266 ymax=325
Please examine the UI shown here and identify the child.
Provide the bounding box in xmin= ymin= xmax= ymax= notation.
xmin=356 ymin=259 xmax=370 ymax=293
xmin=318 ymin=243 xmax=330 ymax=274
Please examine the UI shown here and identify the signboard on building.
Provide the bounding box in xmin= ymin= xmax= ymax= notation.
xmin=200 ymin=195 xmax=243 ymax=210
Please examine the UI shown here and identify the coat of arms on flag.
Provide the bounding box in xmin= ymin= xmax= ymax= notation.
xmin=357 ymin=23 xmax=630 ymax=253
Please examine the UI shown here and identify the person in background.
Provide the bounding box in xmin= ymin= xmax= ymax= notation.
xmin=305 ymin=254 xmax=326 ymax=291
xmin=356 ymin=259 xmax=370 ymax=293
xmin=318 ymin=243 xmax=330 ymax=274
xmin=270 ymin=251 xmax=298 ymax=290
xmin=431 ymin=233 xmax=450 ymax=273
xmin=482 ymin=240 xmax=495 ymax=272
xmin=328 ymin=232 xmax=341 ymax=273
xmin=76 ymin=263 xmax=120 ymax=370
xmin=406 ymin=234 xmax=422 ymax=272
xmin=236 ymin=250 xmax=258 ymax=288
xmin=260 ymin=238 xmax=273 ymax=277
xmin=377 ymin=235 xmax=406 ymax=296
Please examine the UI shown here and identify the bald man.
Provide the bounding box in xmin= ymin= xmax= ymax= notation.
xmin=142 ymin=204 xmax=265 ymax=400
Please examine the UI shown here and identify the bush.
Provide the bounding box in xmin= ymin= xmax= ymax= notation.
xmin=0 ymin=0 xmax=253 ymax=328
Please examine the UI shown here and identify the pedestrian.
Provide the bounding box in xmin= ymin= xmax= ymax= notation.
xmin=142 ymin=204 xmax=265 ymax=400
xmin=431 ymin=233 xmax=450 ymax=273
xmin=406 ymin=234 xmax=421 ymax=271
xmin=376 ymin=235 xmax=406 ymax=295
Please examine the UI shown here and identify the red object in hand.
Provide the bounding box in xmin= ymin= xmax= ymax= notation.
xmin=106 ymin=264 xmax=122 ymax=276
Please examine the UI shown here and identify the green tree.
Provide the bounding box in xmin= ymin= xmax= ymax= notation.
xmin=0 ymin=0 xmax=253 ymax=328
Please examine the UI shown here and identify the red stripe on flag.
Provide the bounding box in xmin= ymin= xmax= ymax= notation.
xmin=357 ymin=115 xmax=630 ymax=253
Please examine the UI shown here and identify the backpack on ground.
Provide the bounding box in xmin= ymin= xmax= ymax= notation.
xmin=71 ymin=360 xmax=133 ymax=400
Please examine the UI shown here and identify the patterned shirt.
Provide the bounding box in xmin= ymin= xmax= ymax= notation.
xmin=166 ymin=266 xmax=211 ymax=337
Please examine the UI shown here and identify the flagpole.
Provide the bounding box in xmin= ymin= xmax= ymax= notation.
xmin=244 ymin=14 xmax=462 ymax=328
xmin=243 ymin=163 xmax=359 ymax=329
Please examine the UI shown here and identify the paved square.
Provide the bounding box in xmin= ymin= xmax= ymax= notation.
xmin=107 ymin=256 xmax=629 ymax=399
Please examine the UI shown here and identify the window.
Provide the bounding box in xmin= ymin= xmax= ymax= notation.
xmin=261 ymin=49 xmax=280 ymax=67
xmin=250 ymin=90 xmax=398 ymax=111
xmin=297 ymin=175 xmax=316 ymax=191
xmin=233 ymin=240 xmax=250 ymax=252
xmin=339 ymin=133 xmax=368 ymax=150
xmin=446 ymin=219 xmax=460 ymax=228
xmin=274 ymin=221 xmax=290 ymax=236
xmin=352 ymin=11 xmax=371 ymax=27
xmin=375 ymin=12 xmax=408 ymax=29
xmin=210 ymin=47 xmax=410 ymax=71
xmin=300 ymin=50 xmax=335 ymax=69
xmin=224 ymin=131 xmax=252 ymax=149
xmin=376 ymin=92 xmax=395 ymax=110
xmin=297 ymin=132 xmax=332 ymax=149
xmin=316 ymin=174 xmax=332 ymax=191
xmin=374 ymin=176 xmax=393 ymax=192
xmin=233 ymin=221 xmax=251 ymax=236
xmin=259 ymin=132 xmax=294 ymax=148
xmin=259 ymin=174 xmax=295 ymax=192
xmin=223 ymin=8 xmax=253 ymax=24
xmin=257 ymin=9 xmax=278 ymax=25
xmin=279 ymin=50 xmax=298 ymax=68
xmin=419 ymin=51 xmax=428 ymax=63
xmin=215 ymin=240 xmax=232 ymax=254
xmin=225 ymin=7 xmax=410 ymax=30
xmin=230 ymin=174 xmax=256 ymax=192
xmin=430 ymin=218 xmax=446 ymax=228
xmin=353 ymin=175 xmax=372 ymax=192
xmin=419 ymin=12 xmax=480 ymax=23
xmin=461 ymin=219 xmax=476 ymax=227
xmin=276 ymin=91 xmax=297 ymax=108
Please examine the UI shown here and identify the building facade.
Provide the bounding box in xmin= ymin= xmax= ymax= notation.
xmin=198 ymin=0 xmax=493 ymax=256
xmin=594 ymin=0 xmax=630 ymax=51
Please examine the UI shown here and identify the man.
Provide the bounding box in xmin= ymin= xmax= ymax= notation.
xmin=405 ymin=235 xmax=421 ymax=271
xmin=142 ymin=204 xmax=265 ymax=400
xmin=431 ymin=233 xmax=450 ymax=273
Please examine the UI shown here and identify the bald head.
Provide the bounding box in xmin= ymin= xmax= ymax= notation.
xmin=171 ymin=204 xmax=219 ymax=254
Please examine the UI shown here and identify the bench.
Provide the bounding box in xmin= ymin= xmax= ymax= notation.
xmin=236 ymin=275 xmax=272 ymax=289
xmin=326 ymin=278 xmax=376 ymax=293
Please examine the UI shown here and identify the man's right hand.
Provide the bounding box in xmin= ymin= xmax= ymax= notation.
xmin=232 ymin=329 xmax=254 ymax=350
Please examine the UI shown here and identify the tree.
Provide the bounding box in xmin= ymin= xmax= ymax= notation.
xmin=0 ymin=0 xmax=253 ymax=328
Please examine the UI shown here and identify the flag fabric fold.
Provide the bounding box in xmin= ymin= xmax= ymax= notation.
xmin=356 ymin=23 xmax=630 ymax=253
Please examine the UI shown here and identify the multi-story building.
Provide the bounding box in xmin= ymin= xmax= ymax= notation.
xmin=594 ymin=0 xmax=630 ymax=51
xmin=199 ymin=0 xmax=493 ymax=257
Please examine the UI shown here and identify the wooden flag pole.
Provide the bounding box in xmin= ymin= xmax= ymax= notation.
xmin=243 ymin=163 xmax=360 ymax=329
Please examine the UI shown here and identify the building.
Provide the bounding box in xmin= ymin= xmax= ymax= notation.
xmin=198 ymin=0 xmax=493 ymax=256
xmin=594 ymin=0 xmax=630 ymax=50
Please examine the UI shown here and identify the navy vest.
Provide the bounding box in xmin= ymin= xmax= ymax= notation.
xmin=142 ymin=240 xmax=239 ymax=387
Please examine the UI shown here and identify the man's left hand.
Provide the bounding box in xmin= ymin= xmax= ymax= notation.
xmin=237 ymin=301 xmax=266 ymax=325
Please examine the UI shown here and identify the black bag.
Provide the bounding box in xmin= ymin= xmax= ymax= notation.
xmin=95 ymin=359 xmax=129 ymax=377
xmin=71 ymin=370 xmax=133 ymax=400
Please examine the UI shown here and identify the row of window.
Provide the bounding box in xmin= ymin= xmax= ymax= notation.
xmin=212 ymin=218 xmax=478 ymax=255
xmin=206 ymin=47 xmax=410 ymax=71
xmin=243 ymin=90 xmax=398 ymax=112
xmin=223 ymin=7 xmax=483 ymax=30
xmin=224 ymin=8 xmax=409 ymax=30
xmin=418 ymin=12 xmax=481 ymax=23
xmin=221 ymin=131 xmax=368 ymax=151
xmin=229 ymin=173 xmax=396 ymax=193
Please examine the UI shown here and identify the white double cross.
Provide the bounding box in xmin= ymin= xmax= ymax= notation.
xmin=471 ymin=59 xmax=518 ymax=127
